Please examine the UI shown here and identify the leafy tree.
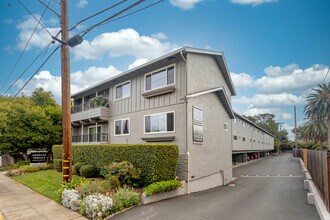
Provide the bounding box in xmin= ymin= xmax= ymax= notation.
xmin=31 ymin=87 xmax=57 ymax=107
xmin=0 ymin=89 xmax=62 ymax=156
xmin=304 ymin=83 xmax=330 ymax=149
xmin=301 ymin=119 xmax=327 ymax=149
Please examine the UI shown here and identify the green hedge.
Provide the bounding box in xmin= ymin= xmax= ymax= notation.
xmin=53 ymin=144 xmax=179 ymax=186
xmin=144 ymin=180 xmax=182 ymax=196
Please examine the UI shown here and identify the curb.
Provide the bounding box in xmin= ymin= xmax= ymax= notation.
xmin=297 ymin=157 xmax=330 ymax=220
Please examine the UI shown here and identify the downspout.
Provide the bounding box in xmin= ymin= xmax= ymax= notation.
xmin=181 ymin=50 xmax=190 ymax=194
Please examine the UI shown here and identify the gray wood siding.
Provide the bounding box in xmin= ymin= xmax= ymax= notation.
xmin=110 ymin=60 xmax=187 ymax=116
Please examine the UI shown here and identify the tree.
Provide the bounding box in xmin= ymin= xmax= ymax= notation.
xmin=301 ymin=119 xmax=327 ymax=148
xmin=0 ymin=89 xmax=62 ymax=156
xmin=31 ymin=87 xmax=57 ymax=107
xmin=304 ymin=83 xmax=330 ymax=149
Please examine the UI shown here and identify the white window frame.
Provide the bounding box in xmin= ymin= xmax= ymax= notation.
xmin=114 ymin=118 xmax=130 ymax=136
xmin=144 ymin=64 xmax=175 ymax=92
xmin=88 ymin=125 xmax=102 ymax=142
xmin=192 ymin=106 xmax=203 ymax=143
xmin=144 ymin=111 xmax=175 ymax=134
xmin=115 ymin=80 xmax=131 ymax=100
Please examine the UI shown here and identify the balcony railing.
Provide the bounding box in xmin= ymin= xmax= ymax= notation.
xmin=72 ymin=133 xmax=108 ymax=143
xmin=72 ymin=97 xmax=109 ymax=114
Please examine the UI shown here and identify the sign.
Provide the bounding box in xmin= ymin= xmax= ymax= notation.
xmin=29 ymin=151 xmax=47 ymax=164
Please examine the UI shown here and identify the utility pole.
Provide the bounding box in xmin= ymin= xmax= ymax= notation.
xmin=294 ymin=105 xmax=297 ymax=148
xmin=60 ymin=0 xmax=72 ymax=182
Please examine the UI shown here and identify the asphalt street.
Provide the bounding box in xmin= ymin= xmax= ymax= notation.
xmin=111 ymin=153 xmax=319 ymax=220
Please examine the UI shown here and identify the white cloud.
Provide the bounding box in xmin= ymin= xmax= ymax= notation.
xmin=281 ymin=113 xmax=292 ymax=120
xmin=232 ymin=64 xmax=328 ymax=94
xmin=15 ymin=65 xmax=122 ymax=103
xmin=233 ymin=93 xmax=305 ymax=108
xmin=230 ymin=0 xmax=277 ymax=6
xmin=151 ymin=32 xmax=168 ymax=40
xmin=16 ymin=15 xmax=60 ymax=50
xmin=128 ymin=58 xmax=149 ymax=70
xmin=76 ymin=0 xmax=88 ymax=8
xmin=72 ymin=28 xmax=177 ymax=61
xmin=230 ymin=72 xmax=255 ymax=89
xmin=170 ymin=0 xmax=205 ymax=10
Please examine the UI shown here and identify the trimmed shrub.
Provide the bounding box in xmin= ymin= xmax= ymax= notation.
xmin=54 ymin=159 xmax=62 ymax=172
xmin=111 ymin=187 xmax=140 ymax=213
xmin=79 ymin=165 xmax=98 ymax=178
xmin=143 ymin=180 xmax=182 ymax=196
xmin=53 ymin=144 xmax=179 ymax=186
xmin=104 ymin=161 xmax=140 ymax=187
xmin=15 ymin=160 xmax=30 ymax=167
xmin=73 ymin=162 xmax=85 ymax=175
xmin=109 ymin=176 xmax=120 ymax=190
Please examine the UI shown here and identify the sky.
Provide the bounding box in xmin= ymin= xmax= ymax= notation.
xmin=0 ymin=0 xmax=329 ymax=139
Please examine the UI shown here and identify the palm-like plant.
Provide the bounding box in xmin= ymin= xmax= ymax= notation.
xmin=301 ymin=120 xmax=327 ymax=149
xmin=304 ymin=82 xmax=330 ymax=149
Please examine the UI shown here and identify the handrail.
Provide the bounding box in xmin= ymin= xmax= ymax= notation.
xmin=71 ymin=97 xmax=109 ymax=114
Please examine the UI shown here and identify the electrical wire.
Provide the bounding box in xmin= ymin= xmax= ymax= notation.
xmin=98 ymin=0 xmax=165 ymax=27
xmin=16 ymin=0 xmax=54 ymax=37
xmin=0 ymin=0 xmax=52 ymax=95
xmin=68 ymin=0 xmax=128 ymax=32
xmin=4 ymin=44 xmax=61 ymax=107
xmin=37 ymin=0 xmax=60 ymax=18
xmin=80 ymin=0 xmax=147 ymax=37
xmin=323 ymin=67 xmax=329 ymax=83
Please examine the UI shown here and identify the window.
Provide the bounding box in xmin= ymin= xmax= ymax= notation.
xmin=233 ymin=118 xmax=237 ymax=123
xmin=88 ymin=126 xmax=101 ymax=142
xmin=192 ymin=107 xmax=203 ymax=143
xmin=116 ymin=81 xmax=130 ymax=99
xmin=243 ymin=137 xmax=246 ymax=141
xmin=233 ymin=135 xmax=238 ymax=140
xmin=224 ymin=123 xmax=229 ymax=131
xmin=114 ymin=119 xmax=130 ymax=135
xmin=145 ymin=66 xmax=174 ymax=91
xmin=145 ymin=112 xmax=174 ymax=133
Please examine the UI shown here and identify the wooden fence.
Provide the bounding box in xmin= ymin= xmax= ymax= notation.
xmin=293 ymin=148 xmax=330 ymax=211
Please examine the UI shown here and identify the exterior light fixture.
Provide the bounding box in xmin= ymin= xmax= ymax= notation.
xmin=52 ymin=34 xmax=83 ymax=48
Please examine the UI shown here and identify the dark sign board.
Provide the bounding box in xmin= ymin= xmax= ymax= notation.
xmin=30 ymin=152 xmax=47 ymax=163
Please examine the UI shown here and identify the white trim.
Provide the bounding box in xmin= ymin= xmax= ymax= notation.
xmin=114 ymin=118 xmax=130 ymax=136
xmin=186 ymin=87 xmax=222 ymax=99
xmin=192 ymin=106 xmax=203 ymax=143
xmin=144 ymin=64 xmax=176 ymax=92
xmin=144 ymin=111 xmax=175 ymax=134
xmin=115 ymin=80 xmax=131 ymax=100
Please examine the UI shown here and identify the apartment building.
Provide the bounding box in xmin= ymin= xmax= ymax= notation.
xmin=70 ymin=46 xmax=273 ymax=192
xmin=232 ymin=113 xmax=275 ymax=165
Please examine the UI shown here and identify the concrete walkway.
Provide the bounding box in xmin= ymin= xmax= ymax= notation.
xmin=112 ymin=153 xmax=319 ymax=220
xmin=0 ymin=172 xmax=86 ymax=220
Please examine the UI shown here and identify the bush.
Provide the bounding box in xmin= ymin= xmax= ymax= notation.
xmin=79 ymin=165 xmax=98 ymax=178
xmin=75 ymin=180 xmax=103 ymax=197
xmin=109 ymin=176 xmax=120 ymax=190
xmin=15 ymin=160 xmax=30 ymax=167
xmin=73 ymin=162 xmax=85 ymax=175
xmin=81 ymin=194 xmax=113 ymax=219
xmin=62 ymin=189 xmax=81 ymax=211
xmin=6 ymin=164 xmax=53 ymax=176
xmin=104 ymin=161 xmax=140 ymax=187
xmin=54 ymin=159 xmax=62 ymax=172
xmin=53 ymin=144 xmax=179 ymax=186
xmin=111 ymin=187 xmax=140 ymax=213
xmin=143 ymin=180 xmax=182 ymax=196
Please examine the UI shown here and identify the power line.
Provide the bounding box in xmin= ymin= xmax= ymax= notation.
xmin=99 ymin=0 xmax=165 ymax=27
xmin=0 ymin=42 xmax=53 ymax=98
xmin=80 ymin=0 xmax=147 ymax=37
xmin=37 ymin=0 xmax=60 ymax=18
xmin=68 ymin=0 xmax=128 ymax=32
xmin=0 ymin=0 xmax=52 ymax=95
xmin=17 ymin=0 xmax=54 ymax=37
xmin=323 ymin=66 xmax=329 ymax=83
xmin=4 ymin=45 xmax=60 ymax=107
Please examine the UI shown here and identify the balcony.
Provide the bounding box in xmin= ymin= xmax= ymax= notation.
xmin=71 ymin=97 xmax=110 ymax=123
xmin=72 ymin=133 xmax=108 ymax=143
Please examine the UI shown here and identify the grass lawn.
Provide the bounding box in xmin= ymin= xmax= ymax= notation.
xmin=12 ymin=170 xmax=82 ymax=202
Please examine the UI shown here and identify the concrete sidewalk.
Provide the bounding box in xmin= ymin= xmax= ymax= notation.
xmin=0 ymin=172 xmax=86 ymax=220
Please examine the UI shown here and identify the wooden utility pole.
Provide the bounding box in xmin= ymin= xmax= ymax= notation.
xmin=294 ymin=105 xmax=297 ymax=148
xmin=60 ymin=0 xmax=72 ymax=182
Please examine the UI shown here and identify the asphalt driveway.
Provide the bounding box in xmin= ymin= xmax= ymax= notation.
xmin=112 ymin=153 xmax=319 ymax=220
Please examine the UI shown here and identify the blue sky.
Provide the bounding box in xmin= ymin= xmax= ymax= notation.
xmin=0 ymin=0 xmax=329 ymax=139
